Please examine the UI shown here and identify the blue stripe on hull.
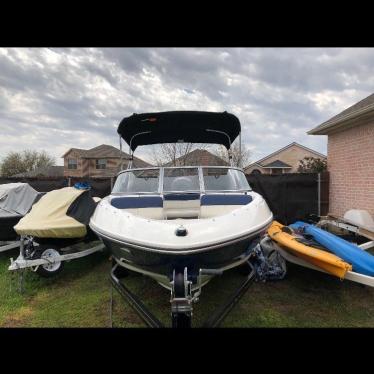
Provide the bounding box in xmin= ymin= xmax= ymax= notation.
xmin=163 ymin=193 xmax=200 ymax=201
xmin=111 ymin=196 xmax=163 ymax=209
xmin=201 ymin=194 xmax=252 ymax=206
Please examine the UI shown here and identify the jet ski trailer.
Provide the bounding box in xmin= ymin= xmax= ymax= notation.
xmin=0 ymin=183 xmax=42 ymax=253
xmin=9 ymin=185 xmax=105 ymax=280
xmin=90 ymin=111 xmax=274 ymax=327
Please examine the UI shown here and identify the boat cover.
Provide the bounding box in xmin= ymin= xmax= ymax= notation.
xmin=290 ymin=221 xmax=374 ymax=276
xmin=0 ymin=183 xmax=40 ymax=240
xmin=14 ymin=187 xmax=98 ymax=239
xmin=268 ymin=221 xmax=351 ymax=278
xmin=0 ymin=183 xmax=39 ymax=216
xmin=117 ymin=111 xmax=241 ymax=150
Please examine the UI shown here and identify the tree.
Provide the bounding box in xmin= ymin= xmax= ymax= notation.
xmin=212 ymin=142 xmax=251 ymax=168
xmin=297 ymin=156 xmax=327 ymax=173
xmin=0 ymin=150 xmax=55 ymax=177
xmin=151 ymin=143 xmax=210 ymax=166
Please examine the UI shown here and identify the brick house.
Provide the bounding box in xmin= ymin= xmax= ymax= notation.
xmin=244 ymin=142 xmax=326 ymax=175
xmin=308 ymin=93 xmax=374 ymax=218
xmin=163 ymin=149 xmax=228 ymax=166
xmin=62 ymin=144 xmax=151 ymax=178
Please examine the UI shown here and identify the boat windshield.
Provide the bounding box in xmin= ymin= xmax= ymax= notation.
xmin=112 ymin=167 xmax=251 ymax=194
xmin=202 ymin=168 xmax=250 ymax=191
xmin=163 ymin=168 xmax=200 ymax=192
xmin=112 ymin=169 xmax=160 ymax=194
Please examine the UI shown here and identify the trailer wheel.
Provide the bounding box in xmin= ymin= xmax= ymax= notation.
xmin=172 ymin=271 xmax=191 ymax=328
xmin=32 ymin=246 xmax=64 ymax=278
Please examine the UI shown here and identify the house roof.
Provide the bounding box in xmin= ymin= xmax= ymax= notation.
xmin=61 ymin=147 xmax=86 ymax=158
xmin=62 ymin=144 xmax=152 ymax=167
xmin=244 ymin=142 xmax=326 ymax=170
xmin=11 ymin=166 xmax=64 ymax=178
xmin=83 ymin=144 xmax=127 ymax=159
xmin=308 ymin=93 xmax=374 ymax=135
xmin=163 ymin=149 xmax=229 ymax=167
xmin=262 ymin=160 xmax=292 ymax=168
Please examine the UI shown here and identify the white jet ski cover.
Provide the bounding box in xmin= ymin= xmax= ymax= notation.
xmin=14 ymin=187 xmax=99 ymax=239
xmin=0 ymin=183 xmax=39 ymax=217
xmin=0 ymin=183 xmax=40 ymax=240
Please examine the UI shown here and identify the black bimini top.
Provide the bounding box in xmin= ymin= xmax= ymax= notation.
xmin=117 ymin=111 xmax=241 ymax=151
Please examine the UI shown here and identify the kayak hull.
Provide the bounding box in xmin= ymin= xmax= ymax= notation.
xmin=290 ymin=221 xmax=374 ymax=276
xmin=268 ymin=221 xmax=352 ymax=279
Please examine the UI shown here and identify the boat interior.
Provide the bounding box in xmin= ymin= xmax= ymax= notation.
xmin=110 ymin=166 xmax=253 ymax=220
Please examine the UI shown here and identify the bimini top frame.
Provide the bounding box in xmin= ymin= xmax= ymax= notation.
xmin=117 ymin=111 xmax=242 ymax=169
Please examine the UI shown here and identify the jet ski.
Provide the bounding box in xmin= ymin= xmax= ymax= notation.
xmin=14 ymin=184 xmax=100 ymax=276
xmin=0 ymin=183 xmax=41 ymax=242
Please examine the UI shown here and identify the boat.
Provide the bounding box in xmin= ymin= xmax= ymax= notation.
xmin=90 ymin=111 xmax=273 ymax=326
xmin=267 ymin=221 xmax=351 ymax=278
xmin=12 ymin=184 xmax=102 ymax=277
xmin=290 ymin=221 xmax=374 ymax=276
xmin=0 ymin=183 xmax=41 ymax=242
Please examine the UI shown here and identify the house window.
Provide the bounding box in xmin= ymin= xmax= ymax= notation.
xmin=68 ymin=158 xmax=77 ymax=169
xmin=96 ymin=159 xmax=107 ymax=169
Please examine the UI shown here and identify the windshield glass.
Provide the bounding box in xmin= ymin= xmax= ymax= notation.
xmin=203 ymin=168 xmax=250 ymax=191
xmin=112 ymin=169 xmax=159 ymax=193
xmin=163 ymin=168 xmax=200 ymax=192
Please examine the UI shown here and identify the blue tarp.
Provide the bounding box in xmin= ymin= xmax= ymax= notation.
xmin=290 ymin=221 xmax=374 ymax=276
xmin=73 ymin=182 xmax=91 ymax=190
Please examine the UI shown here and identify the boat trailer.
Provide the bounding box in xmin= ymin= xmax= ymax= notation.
xmin=110 ymin=261 xmax=256 ymax=328
xmin=1 ymin=238 xmax=34 ymax=253
xmin=8 ymin=235 xmax=105 ymax=289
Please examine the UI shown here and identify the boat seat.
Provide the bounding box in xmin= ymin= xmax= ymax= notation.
xmin=111 ymin=196 xmax=164 ymax=219
xmin=163 ymin=193 xmax=201 ymax=219
xmin=200 ymin=194 xmax=252 ymax=218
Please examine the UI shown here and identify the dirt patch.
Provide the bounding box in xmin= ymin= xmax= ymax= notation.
xmin=3 ymin=305 xmax=34 ymax=327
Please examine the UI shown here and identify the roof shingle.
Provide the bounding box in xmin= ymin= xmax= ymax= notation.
xmin=309 ymin=93 xmax=374 ymax=135
xmin=262 ymin=160 xmax=292 ymax=168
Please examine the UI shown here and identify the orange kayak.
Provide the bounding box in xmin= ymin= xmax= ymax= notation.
xmin=267 ymin=221 xmax=352 ymax=279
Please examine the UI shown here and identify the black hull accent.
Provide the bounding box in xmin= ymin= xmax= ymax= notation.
xmin=101 ymin=233 xmax=260 ymax=282
xmin=33 ymin=227 xmax=98 ymax=247
xmin=0 ymin=215 xmax=22 ymax=241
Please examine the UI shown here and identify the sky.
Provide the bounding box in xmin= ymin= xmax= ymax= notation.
xmin=0 ymin=47 xmax=373 ymax=166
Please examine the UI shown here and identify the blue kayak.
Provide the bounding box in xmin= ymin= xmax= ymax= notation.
xmin=290 ymin=221 xmax=374 ymax=276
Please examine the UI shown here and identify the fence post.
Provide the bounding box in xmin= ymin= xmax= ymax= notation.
xmin=110 ymin=177 xmax=114 ymax=191
xmin=68 ymin=177 xmax=71 ymax=187
xmin=317 ymin=173 xmax=321 ymax=217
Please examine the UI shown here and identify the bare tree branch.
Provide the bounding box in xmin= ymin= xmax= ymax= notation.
xmin=0 ymin=150 xmax=55 ymax=177
xmin=212 ymin=142 xmax=251 ymax=168
xmin=150 ymin=143 xmax=210 ymax=166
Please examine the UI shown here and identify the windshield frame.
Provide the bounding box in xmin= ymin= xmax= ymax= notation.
xmin=112 ymin=166 xmax=252 ymax=195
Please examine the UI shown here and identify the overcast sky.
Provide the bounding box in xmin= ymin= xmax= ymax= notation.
xmin=0 ymin=47 xmax=373 ymax=166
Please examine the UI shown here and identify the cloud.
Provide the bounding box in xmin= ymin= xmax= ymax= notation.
xmin=0 ymin=47 xmax=373 ymax=165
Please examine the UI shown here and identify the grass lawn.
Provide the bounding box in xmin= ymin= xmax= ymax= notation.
xmin=1 ymin=245 xmax=374 ymax=327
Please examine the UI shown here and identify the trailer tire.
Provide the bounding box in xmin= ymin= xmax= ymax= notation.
xmin=172 ymin=271 xmax=191 ymax=328
xmin=32 ymin=246 xmax=64 ymax=278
